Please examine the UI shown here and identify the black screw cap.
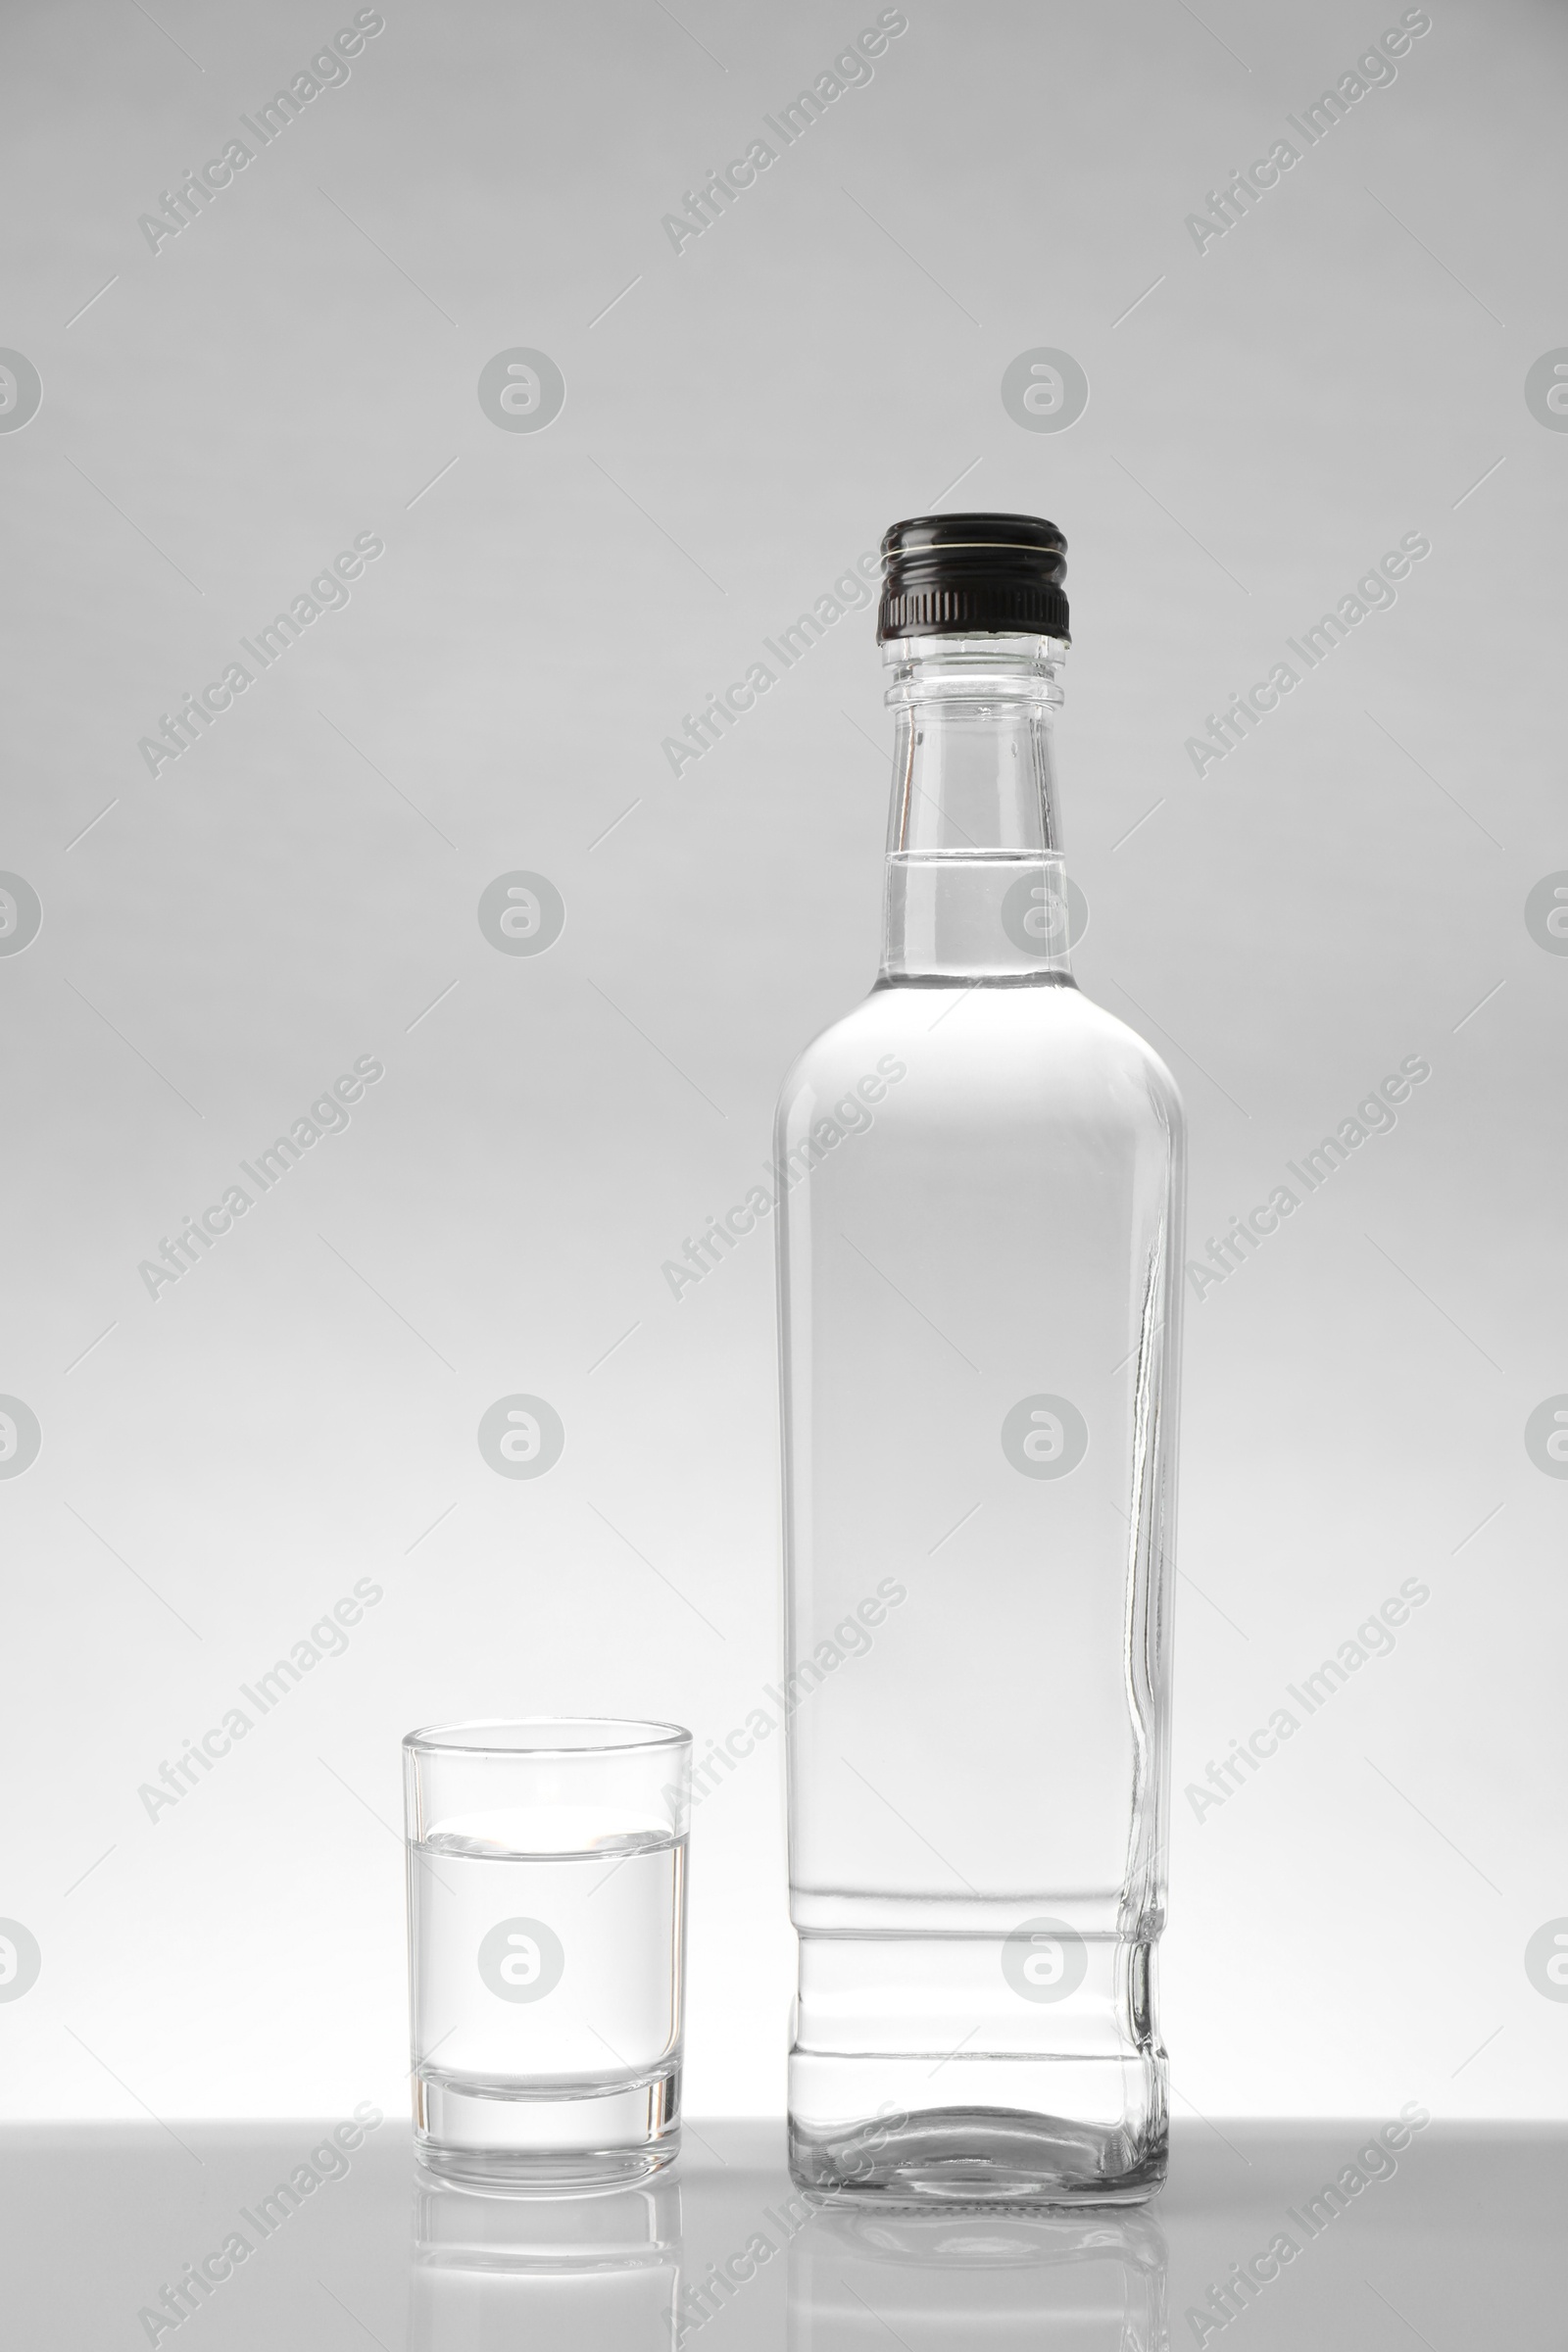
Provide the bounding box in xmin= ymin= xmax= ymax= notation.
xmin=878 ymin=513 xmax=1069 ymax=644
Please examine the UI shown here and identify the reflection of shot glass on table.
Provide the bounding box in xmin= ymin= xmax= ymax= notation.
xmin=410 ymin=2172 xmax=682 ymax=2351
xmin=404 ymin=1718 xmax=691 ymax=2185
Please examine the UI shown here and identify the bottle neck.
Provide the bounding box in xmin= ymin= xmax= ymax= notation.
xmin=878 ymin=634 xmax=1073 ymax=983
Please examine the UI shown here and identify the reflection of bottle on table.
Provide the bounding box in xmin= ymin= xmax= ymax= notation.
xmin=788 ymin=2202 xmax=1169 ymax=2352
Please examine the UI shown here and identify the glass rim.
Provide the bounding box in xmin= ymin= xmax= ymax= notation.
xmin=401 ymin=1715 xmax=692 ymax=1759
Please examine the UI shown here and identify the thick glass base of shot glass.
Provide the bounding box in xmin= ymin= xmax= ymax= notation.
xmin=415 ymin=2063 xmax=681 ymax=2188
xmin=788 ymin=1931 xmax=1166 ymax=2206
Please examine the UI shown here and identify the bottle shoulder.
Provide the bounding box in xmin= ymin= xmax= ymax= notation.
xmin=774 ymin=993 xmax=914 ymax=1128
xmin=777 ymin=978 xmax=1184 ymax=1129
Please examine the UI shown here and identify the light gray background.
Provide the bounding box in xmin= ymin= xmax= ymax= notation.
xmin=2 ymin=0 xmax=1564 ymax=2125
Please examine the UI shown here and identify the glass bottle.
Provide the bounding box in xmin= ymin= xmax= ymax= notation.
xmin=774 ymin=515 xmax=1185 ymax=2204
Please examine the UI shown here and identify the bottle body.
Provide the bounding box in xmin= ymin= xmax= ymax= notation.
xmin=775 ymin=633 xmax=1184 ymax=2202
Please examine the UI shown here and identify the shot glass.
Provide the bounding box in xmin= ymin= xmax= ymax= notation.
xmin=404 ymin=1718 xmax=691 ymax=2186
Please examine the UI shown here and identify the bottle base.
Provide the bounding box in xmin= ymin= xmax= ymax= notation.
xmin=788 ymin=2057 xmax=1167 ymax=2206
